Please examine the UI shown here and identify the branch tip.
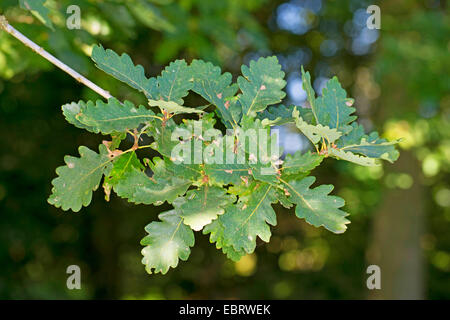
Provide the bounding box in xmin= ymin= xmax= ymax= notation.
xmin=0 ymin=15 xmax=8 ymax=30
xmin=1 ymin=18 xmax=113 ymax=100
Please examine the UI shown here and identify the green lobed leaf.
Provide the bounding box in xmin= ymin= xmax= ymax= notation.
xmin=65 ymin=98 xmax=157 ymax=134
xmin=342 ymin=139 xmax=400 ymax=162
xmin=203 ymin=219 xmax=246 ymax=262
xmin=93 ymin=55 xmax=194 ymax=114
xmin=315 ymin=77 xmax=357 ymax=134
xmin=91 ymin=45 xmax=156 ymax=98
xmin=301 ymin=67 xmax=356 ymax=134
xmin=152 ymin=59 xmax=193 ymax=105
xmin=328 ymin=148 xmax=379 ymax=166
xmin=62 ymin=101 xmax=96 ymax=132
xmin=336 ymin=123 xmax=400 ymax=163
xmin=238 ymin=56 xmax=286 ymax=118
xmin=282 ymin=176 xmax=350 ymax=234
xmin=174 ymin=186 xmax=236 ymax=231
xmin=301 ymin=66 xmax=319 ymax=122
xmin=189 ymin=59 xmax=239 ymax=128
xmin=339 ymin=127 xmax=400 ymax=163
xmin=141 ymin=210 xmax=195 ymax=274
xmin=48 ymin=144 xmax=112 ymax=212
xmin=219 ymin=183 xmax=277 ymax=253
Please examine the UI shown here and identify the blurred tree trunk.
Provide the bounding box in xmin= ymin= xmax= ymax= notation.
xmin=367 ymin=151 xmax=425 ymax=299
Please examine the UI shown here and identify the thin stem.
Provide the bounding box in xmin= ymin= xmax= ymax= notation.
xmin=135 ymin=144 xmax=153 ymax=150
xmin=0 ymin=15 xmax=112 ymax=100
xmin=117 ymin=144 xmax=153 ymax=156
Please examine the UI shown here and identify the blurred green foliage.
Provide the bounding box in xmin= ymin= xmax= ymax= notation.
xmin=374 ymin=1 xmax=449 ymax=298
xmin=0 ymin=0 xmax=448 ymax=299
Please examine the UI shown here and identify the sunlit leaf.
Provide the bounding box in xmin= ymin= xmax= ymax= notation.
xmin=293 ymin=107 xmax=342 ymax=144
xmin=174 ymin=186 xmax=236 ymax=231
xmin=282 ymin=176 xmax=350 ymax=234
xmin=219 ymin=183 xmax=277 ymax=253
xmin=141 ymin=210 xmax=194 ymax=274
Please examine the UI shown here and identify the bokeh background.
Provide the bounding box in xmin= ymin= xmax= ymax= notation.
xmin=0 ymin=0 xmax=448 ymax=299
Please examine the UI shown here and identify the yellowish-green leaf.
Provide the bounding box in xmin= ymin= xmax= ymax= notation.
xmin=293 ymin=107 xmax=342 ymax=144
xmin=328 ymin=148 xmax=379 ymax=167
xmin=174 ymin=186 xmax=236 ymax=231
xmin=141 ymin=210 xmax=194 ymax=274
xmin=148 ymin=99 xmax=203 ymax=115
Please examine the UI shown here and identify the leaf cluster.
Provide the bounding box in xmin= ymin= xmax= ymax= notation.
xmin=49 ymin=45 xmax=399 ymax=274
